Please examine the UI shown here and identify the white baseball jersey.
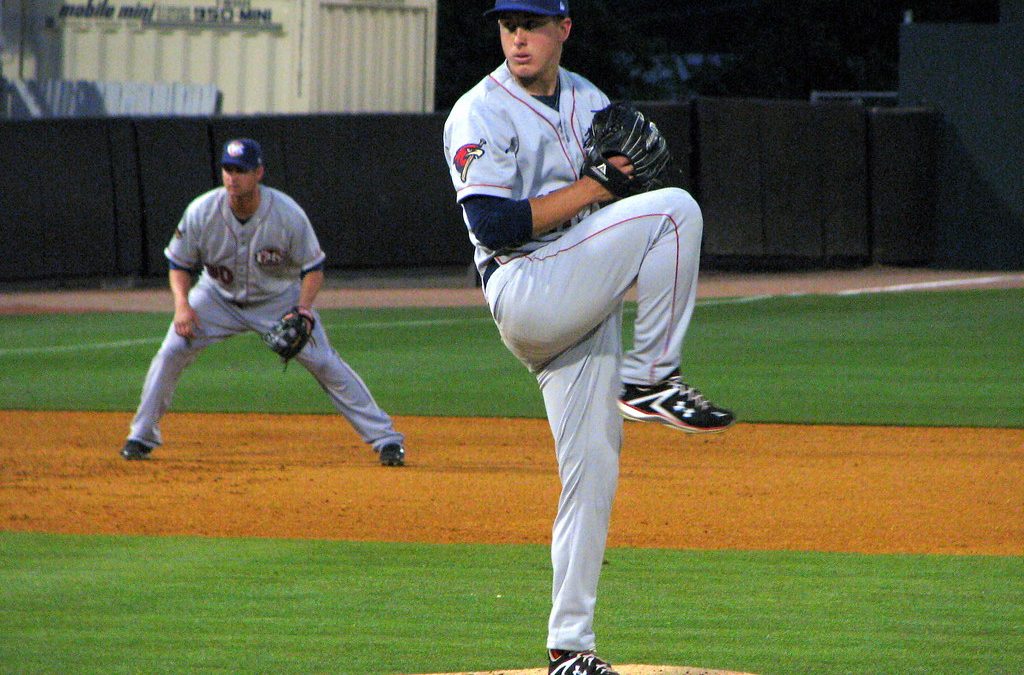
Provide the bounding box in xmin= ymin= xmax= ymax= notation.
xmin=165 ymin=185 xmax=326 ymax=305
xmin=127 ymin=182 xmax=403 ymax=456
xmin=444 ymin=60 xmax=707 ymax=654
xmin=443 ymin=62 xmax=609 ymax=277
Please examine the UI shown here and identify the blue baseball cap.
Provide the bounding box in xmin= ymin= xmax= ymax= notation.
xmin=221 ymin=138 xmax=263 ymax=171
xmin=484 ymin=0 xmax=569 ymax=17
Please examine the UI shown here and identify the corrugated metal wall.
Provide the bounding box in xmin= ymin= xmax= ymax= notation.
xmin=315 ymin=0 xmax=436 ymax=113
xmin=4 ymin=0 xmax=438 ymax=115
xmin=57 ymin=0 xmax=307 ymax=114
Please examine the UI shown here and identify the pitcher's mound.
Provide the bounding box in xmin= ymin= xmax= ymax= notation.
xmin=420 ymin=666 xmax=755 ymax=675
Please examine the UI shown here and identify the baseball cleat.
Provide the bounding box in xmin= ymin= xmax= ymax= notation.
xmin=378 ymin=443 xmax=405 ymax=467
xmin=548 ymin=649 xmax=619 ymax=675
xmin=618 ymin=372 xmax=735 ymax=433
xmin=120 ymin=440 xmax=153 ymax=460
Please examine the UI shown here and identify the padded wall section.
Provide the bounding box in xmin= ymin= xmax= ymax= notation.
xmin=867 ymin=108 xmax=939 ymax=266
xmin=696 ymin=98 xmax=765 ymax=257
xmin=108 ymin=118 xmax=145 ymax=275
xmin=134 ymin=117 xmax=215 ymax=275
xmin=0 ymin=121 xmax=54 ymax=281
xmin=58 ymin=119 xmax=124 ymax=277
xmin=0 ymin=102 xmax=949 ymax=283
xmin=697 ymin=98 xmax=869 ymax=264
xmin=0 ymin=119 xmax=121 ymax=281
xmin=761 ymin=101 xmax=869 ymax=261
xmin=262 ymin=114 xmax=468 ymax=270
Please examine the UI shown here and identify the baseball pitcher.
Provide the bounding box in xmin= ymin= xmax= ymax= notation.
xmin=443 ymin=2 xmax=734 ymax=673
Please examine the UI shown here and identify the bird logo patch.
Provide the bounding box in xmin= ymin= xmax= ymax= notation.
xmin=453 ymin=139 xmax=486 ymax=183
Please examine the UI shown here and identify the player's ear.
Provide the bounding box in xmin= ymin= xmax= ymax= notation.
xmin=255 ymin=165 xmax=266 ymax=181
xmin=558 ymin=17 xmax=571 ymax=42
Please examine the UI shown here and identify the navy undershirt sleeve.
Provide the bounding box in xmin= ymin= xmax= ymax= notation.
xmin=300 ymin=261 xmax=325 ymax=279
xmin=461 ymin=196 xmax=534 ymax=251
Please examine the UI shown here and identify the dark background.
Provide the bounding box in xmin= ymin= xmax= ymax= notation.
xmin=436 ymin=0 xmax=999 ymax=109
xmin=0 ymin=0 xmax=1019 ymax=284
xmin=0 ymin=102 xmax=940 ymax=283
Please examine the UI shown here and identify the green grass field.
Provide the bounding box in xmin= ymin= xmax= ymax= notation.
xmin=1 ymin=533 xmax=1021 ymax=674
xmin=1 ymin=288 xmax=1022 ymax=673
xmin=2 ymin=289 xmax=1023 ymax=426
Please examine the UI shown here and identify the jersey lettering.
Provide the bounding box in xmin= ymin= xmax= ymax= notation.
xmin=255 ymin=248 xmax=285 ymax=266
xmin=205 ymin=263 xmax=234 ymax=285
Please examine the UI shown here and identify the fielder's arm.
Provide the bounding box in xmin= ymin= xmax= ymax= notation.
xmin=169 ymin=268 xmax=199 ymax=339
xmin=296 ymin=269 xmax=323 ymax=324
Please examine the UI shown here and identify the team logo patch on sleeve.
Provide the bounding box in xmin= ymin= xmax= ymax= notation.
xmin=453 ymin=139 xmax=486 ymax=183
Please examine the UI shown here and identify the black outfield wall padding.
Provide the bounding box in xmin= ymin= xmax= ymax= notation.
xmin=272 ymin=113 xmax=468 ymax=269
xmin=697 ymin=98 xmax=869 ymax=266
xmin=696 ymin=98 xmax=766 ymax=258
xmin=0 ymin=120 xmax=57 ymax=281
xmin=133 ymin=117 xmax=216 ymax=276
xmin=0 ymin=101 xmax=953 ymax=285
xmin=762 ymin=100 xmax=868 ymax=262
xmin=867 ymin=107 xmax=939 ymax=266
xmin=108 ymin=118 xmax=145 ymax=276
xmin=0 ymin=118 xmax=122 ymax=281
xmin=55 ymin=119 xmax=125 ymax=278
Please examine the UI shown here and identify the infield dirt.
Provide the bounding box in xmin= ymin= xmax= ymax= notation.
xmin=3 ymin=266 xmax=1023 ymax=674
xmin=2 ymin=410 xmax=1022 ymax=555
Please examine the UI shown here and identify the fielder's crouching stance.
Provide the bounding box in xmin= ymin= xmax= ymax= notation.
xmin=120 ymin=138 xmax=407 ymax=467
xmin=444 ymin=2 xmax=734 ymax=673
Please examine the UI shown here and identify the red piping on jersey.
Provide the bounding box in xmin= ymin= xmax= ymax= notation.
xmin=457 ymin=182 xmax=513 ymax=196
xmin=488 ymin=74 xmax=579 ymax=179
xmin=657 ymin=214 xmax=683 ymax=381
xmin=520 ymin=212 xmax=675 ymax=262
xmin=568 ymin=89 xmax=586 ymax=157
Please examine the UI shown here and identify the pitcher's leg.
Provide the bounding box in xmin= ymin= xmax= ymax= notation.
xmin=613 ymin=191 xmax=734 ymax=432
xmin=296 ymin=324 xmax=404 ymax=449
xmin=540 ymin=314 xmax=623 ymax=652
xmin=621 ymin=188 xmax=703 ymax=384
xmin=489 ymin=189 xmax=698 ymax=373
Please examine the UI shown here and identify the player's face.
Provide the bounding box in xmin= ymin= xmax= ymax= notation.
xmin=221 ymin=164 xmax=264 ymax=199
xmin=498 ymin=13 xmax=571 ymax=95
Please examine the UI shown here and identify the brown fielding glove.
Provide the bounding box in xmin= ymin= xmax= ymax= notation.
xmin=263 ymin=307 xmax=315 ymax=363
xmin=581 ymin=102 xmax=672 ymax=199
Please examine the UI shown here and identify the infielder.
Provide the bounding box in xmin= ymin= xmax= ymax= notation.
xmin=443 ymin=2 xmax=734 ymax=673
xmin=119 ymin=138 xmax=407 ymax=467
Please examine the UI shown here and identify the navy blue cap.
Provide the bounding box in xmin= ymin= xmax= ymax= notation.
xmin=221 ymin=138 xmax=263 ymax=171
xmin=484 ymin=0 xmax=569 ymax=17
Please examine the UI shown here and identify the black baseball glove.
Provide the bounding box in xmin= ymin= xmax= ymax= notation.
xmin=263 ymin=307 xmax=315 ymax=363
xmin=581 ymin=102 xmax=672 ymax=199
